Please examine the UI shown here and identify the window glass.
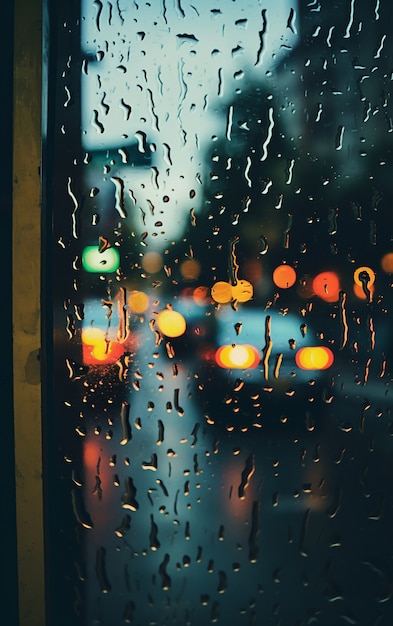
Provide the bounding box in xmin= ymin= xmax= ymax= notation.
xmin=46 ymin=1 xmax=393 ymax=624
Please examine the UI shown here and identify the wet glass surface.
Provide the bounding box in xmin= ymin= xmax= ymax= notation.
xmin=45 ymin=1 xmax=393 ymax=624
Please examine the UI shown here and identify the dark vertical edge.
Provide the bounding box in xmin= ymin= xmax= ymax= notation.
xmin=42 ymin=1 xmax=85 ymax=623
xmin=0 ymin=1 xmax=18 ymax=622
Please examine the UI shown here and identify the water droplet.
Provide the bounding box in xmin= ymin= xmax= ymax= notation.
xmin=114 ymin=514 xmax=131 ymax=538
xmin=238 ymin=454 xmax=255 ymax=500
xmin=217 ymin=570 xmax=227 ymax=594
xmin=120 ymin=402 xmax=132 ymax=445
xmin=110 ymin=177 xmax=127 ymax=218
xmin=299 ymin=508 xmax=311 ymax=557
xmin=142 ymin=454 xmax=158 ymax=471
xmin=149 ymin=514 xmax=160 ymax=550
xmin=248 ymin=501 xmax=260 ymax=563
xmin=174 ymin=388 xmax=184 ymax=415
xmin=190 ymin=423 xmax=199 ymax=446
xmin=71 ymin=489 xmax=94 ymax=529
xmin=158 ymin=554 xmax=171 ymax=590
xmin=95 ymin=547 xmax=111 ymax=593
xmin=123 ymin=600 xmax=136 ymax=623
xmin=157 ymin=419 xmax=164 ymax=445
xmin=121 ymin=477 xmax=139 ymax=511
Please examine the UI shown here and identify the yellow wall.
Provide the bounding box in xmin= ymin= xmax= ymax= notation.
xmin=13 ymin=0 xmax=45 ymax=623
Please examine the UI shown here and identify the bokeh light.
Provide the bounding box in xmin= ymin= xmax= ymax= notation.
xmin=180 ymin=258 xmax=201 ymax=280
xmin=82 ymin=326 xmax=106 ymax=346
xmin=83 ymin=440 xmax=101 ymax=471
xmin=193 ymin=286 xmax=211 ymax=306
xmin=82 ymin=326 xmax=123 ymax=364
xmin=82 ymin=245 xmax=120 ymax=273
xmin=231 ymin=279 xmax=254 ymax=303
xmin=353 ymin=283 xmax=375 ymax=300
xmin=156 ymin=309 xmax=187 ymax=337
xmin=272 ymin=264 xmax=297 ymax=289
xmin=129 ymin=290 xmax=150 ymax=313
xmin=381 ymin=253 xmax=393 ymax=273
xmin=312 ymin=271 xmax=340 ymax=302
xmin=215 ymin=344 xmax=260 ymax=369
xmin=295 ymin=346 xmax=334 ymax=370
xmin=141 ymin=251 xmax=163 ymax=274
xmin=211 ymin=281 xmax=233 ymax=304
xmin=353 ymin=266 xmax=375 ymax=286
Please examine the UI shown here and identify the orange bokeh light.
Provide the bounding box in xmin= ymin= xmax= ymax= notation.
xmin=381 ymin=253 xmax=393 ymax=273
xmin=82 ymin=327 xmax=124 ymax=365
xmin=215 ymin=344 xmax=260 ymax=369
xmin=180 ymin=258 xmax=201 ymax=280
xmin=193 ymin=286 xmax=211 ymax=306
xmin=295 ymin=346 xmax=334 ymax=370
xmin=83 ymin=440 xmax=101 ymax=471
xmin=353 ymin=282 xmax=375 ymax=300
xmin=211 ymin=281 xmax=233 ymax=304
xmin=312 ymin=271 xmax=340 ymax=302
xmin=129 ymin=290 xmax=150 ymax=313
xmin=272 ymin=264 xmax=297 ymax=289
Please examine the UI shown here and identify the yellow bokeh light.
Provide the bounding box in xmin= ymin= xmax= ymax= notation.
xmin=231 ymin=279 xmax=254 ymax=303
xmin=82 ymin=327 xmax=115 ymax=363
xmin=129 ymin=290 xmax=149 ymax=313
xmin=82 ymin=327 xmax=106 ymax=346
xmin=353 ymin=266 xmax=375 ymax=286
xmin=211 ymin=281 xmax=233 ymax=304
xmin=229 ymin=345 xmax=251 ymax=366
xmin=156 ymin=310 xmax=187 ymax=337
xmin=180 ymin=258 xmax=201 ymax=280
xmin=295 ymin=346 xmax=334 ymax=370
xmin=216 ymin=344 xmax=260 ymax=369
xmin=91 ymin=344 xmax=110 ymax=361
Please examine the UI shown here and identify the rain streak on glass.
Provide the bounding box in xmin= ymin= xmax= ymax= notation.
xmin=47 ymin=0 xmax=393 ymax=625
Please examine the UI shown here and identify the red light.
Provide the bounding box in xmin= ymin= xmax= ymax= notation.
xmin=82 ymin=327 xmax=124 ymax=365
xmin=312 ymin=272 xmax=340 ymax=302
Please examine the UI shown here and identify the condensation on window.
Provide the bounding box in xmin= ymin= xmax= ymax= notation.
xmin=48 ymin=1 xmax=393 ymax=624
